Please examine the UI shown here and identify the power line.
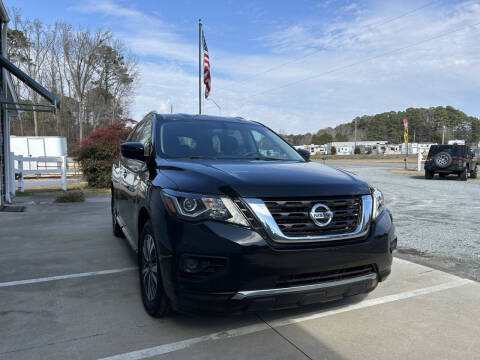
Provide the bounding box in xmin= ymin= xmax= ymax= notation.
xmin=250 ymin=19 xmax=480 ymax=98
xmin=216 ymin=0 xmax=443 ymax=93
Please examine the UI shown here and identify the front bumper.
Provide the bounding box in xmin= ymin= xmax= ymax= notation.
xmin=152 ymin=202 xmax=395 ymax=314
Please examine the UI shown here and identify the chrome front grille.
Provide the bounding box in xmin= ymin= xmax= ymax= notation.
xmin=243 ymin=195 xmax=372 ymax=243
xmin=263 ymin=197 xmax=362 ymax=237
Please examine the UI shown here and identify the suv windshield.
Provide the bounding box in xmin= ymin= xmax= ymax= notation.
xmin=428 ymin=145 xmax=465 ymax=157
xmin=157 ymin=120 xmax=304 ymax=161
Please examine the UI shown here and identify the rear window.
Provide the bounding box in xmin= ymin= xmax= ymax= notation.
xmin=428 ymin=145 xmax=465 ymax=157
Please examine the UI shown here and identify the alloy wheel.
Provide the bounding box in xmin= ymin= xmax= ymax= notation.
xmin=142 ymin=234 xmax=158 ymax=302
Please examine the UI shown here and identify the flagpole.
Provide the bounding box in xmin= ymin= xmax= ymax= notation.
xmin=198 ymin=19 xmax=202 ymax=115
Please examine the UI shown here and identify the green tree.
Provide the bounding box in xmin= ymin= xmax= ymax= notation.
xmin=335 ymin=133 xmax=349 ymax=141
xmin=354 ymin=146 xmax=361 ymax=155
xmin=311 ymin=132 xmax=333 ymax=145
xmin=330 ymin=146 xmax=337 ymax=155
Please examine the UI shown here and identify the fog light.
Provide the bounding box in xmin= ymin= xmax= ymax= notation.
xmin=182 ymin=257 xmax=200 ymax=273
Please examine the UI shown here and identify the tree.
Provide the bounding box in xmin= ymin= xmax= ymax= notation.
xmin=335 ymin=132 xmax=349 ymax=141
xmin=8 ymin=12 xmax=56 ymax=135
xmin=7 ymin=10 xmax=139 ymax=151
xmin=330 ymin=146 xmax=337 ymax=155
xmin=60 ymin=24 xmax=111 ymax=139
xmin=311 ymin=132 xmax=333 ymax=145
xmin=74 ymin=122 xmax=131 ymax=187
xmin=354 ymin=146 xmax=361 ymax=155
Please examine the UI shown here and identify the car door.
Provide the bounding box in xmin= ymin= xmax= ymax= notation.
xmin=123 ymin=117 xmax=153 ymax=243
xmin=115 ymin=124 xmax=141 ymax=244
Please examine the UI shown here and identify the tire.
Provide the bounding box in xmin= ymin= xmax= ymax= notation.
xmin=111 ymin=195 xmax=124 ymax=238
xmin=460 ymin=169 xmax=467 ymax=181
xmin=139 ymin=220 xmax=171 ymax=317
xmin=425 ymin=170 xmax=434 ymax=179
xmin=434 ymin=152 xmax=452 ymax=168
xmin=470 ymin=167 xmax=477 ymax=179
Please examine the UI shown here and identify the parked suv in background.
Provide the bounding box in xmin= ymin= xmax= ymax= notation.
xmin=111 ymin=113 xmax=396 ymax=317
xmin=424 ymin=144 xmax=477 ymax=181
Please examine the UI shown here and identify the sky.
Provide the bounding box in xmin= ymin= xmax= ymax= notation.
xmin=11 ymin=0 xmax=480 ymax=134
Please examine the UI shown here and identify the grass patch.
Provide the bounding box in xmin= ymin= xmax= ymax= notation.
xmin=54 ymin=190 xmax=85 ymax=203
xmin=16 ymin=181 xmax=110 ymax=197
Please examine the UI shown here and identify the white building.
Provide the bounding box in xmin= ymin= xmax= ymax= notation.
xmin=294 ymin=144 xmax=327 ymax=155
xmin=400 ymin=143 xmax=437 ymax=155
xmin=327 ymin=141 xmax=389 ymax=155
xmin=370 ymin=143 xmax=401 ymax=155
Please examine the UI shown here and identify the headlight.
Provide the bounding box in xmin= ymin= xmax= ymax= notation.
xmin=162 ymin=190 xmax=249 ymax=227
xmin=371 ymin=187 xmax=385 ymax=220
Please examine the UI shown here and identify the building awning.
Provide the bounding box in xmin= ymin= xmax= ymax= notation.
xmin=0 ymin=54 xmax=61 ymax=113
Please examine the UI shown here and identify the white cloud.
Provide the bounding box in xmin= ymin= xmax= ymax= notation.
xmin=73 ymin=0 xmax=480 ymax=134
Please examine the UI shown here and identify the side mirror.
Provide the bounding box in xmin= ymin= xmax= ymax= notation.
xmin=120 ymin=142 xmax=145 ymax=161
xmin=297 ymin=148 xmax=310 ymax=161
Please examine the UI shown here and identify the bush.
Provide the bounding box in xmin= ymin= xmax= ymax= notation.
xmin=54 ymin=190 xmax=85 ymax=203
xmin=74 ymin=122 xmax=132 ymax=188
xmin=330 ymin=146 xmax=337 ymax=155
xmin=354 ymin=146 xmax=361 ymax=155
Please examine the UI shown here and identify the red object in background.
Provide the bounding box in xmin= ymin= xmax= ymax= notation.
xmin=403 ymin=118 xmax=408 ymax=129
xmin=202 ymin=31 xmax=211 ymax=99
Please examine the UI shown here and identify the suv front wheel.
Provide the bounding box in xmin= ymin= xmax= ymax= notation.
xmin=139 ymin=220 xmax=171 ymax=317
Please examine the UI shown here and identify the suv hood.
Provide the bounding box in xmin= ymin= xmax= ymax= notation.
xmin=156 ymin=159 xmax=371 ymax=198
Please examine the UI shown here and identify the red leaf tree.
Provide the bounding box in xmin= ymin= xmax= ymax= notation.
xmin=74 ymin=122 xmax=132 ymax=188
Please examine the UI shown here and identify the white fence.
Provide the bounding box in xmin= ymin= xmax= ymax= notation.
xmin=10 ymin=153 xmax=67 ymax=192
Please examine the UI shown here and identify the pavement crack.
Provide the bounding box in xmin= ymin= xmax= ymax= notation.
xmin=255 ymin=312 xmax=313 ymax=360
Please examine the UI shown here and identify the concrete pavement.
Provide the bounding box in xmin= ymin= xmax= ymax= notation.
xmin=0 ymin=196 xmax=479 ymax=360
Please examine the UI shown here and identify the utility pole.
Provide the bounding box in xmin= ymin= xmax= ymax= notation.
xmin=170 ymin=103 xmax=173 ymax=114
xmin=198 ymin=19 xmax=202 ymax=115
xmin=354 ymin=118 xmax=357 ymax=149
xmin=442 ymin=126 xmax=446 ymax=144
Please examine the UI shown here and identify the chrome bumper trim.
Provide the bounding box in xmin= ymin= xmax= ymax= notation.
xmin=243 ymin=195 xmax=372 ymax=243
xmin=231 ymin=273 xmax=377 ymax=300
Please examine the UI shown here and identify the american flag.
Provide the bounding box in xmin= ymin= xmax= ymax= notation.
xmin=202 ymin=31 xmax=211 ymax=99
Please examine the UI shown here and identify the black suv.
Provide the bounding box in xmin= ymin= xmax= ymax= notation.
xmin=424 ymin=144 xmax=477 ymax=180
xmin=111 ymin=113 xmax=396 ymax=317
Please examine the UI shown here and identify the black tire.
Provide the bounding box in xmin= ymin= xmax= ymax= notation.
xmin=460 ymin=169 xmax=467 ymax=181
xmin=470 ymin=167 xmax=477 ymax=179
xmin=139 ymin=220 xmax=171 ymax=317
xmin=111 ymin=195 xmax=124 ymax=238
xmin=425 ymin=170 xmax=434 ymax=179
xmin=434 ymin=152 xmax=452 ymax=168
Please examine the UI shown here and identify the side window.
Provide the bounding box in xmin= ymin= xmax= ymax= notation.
xmin=127 ymin=124 xmax=141 ymax=142
xmin=133 ymin=119 xmax=153 ymax=155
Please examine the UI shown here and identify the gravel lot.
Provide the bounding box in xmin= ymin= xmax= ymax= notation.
xmin=327 ymin=161 xmax=480 ymax=281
